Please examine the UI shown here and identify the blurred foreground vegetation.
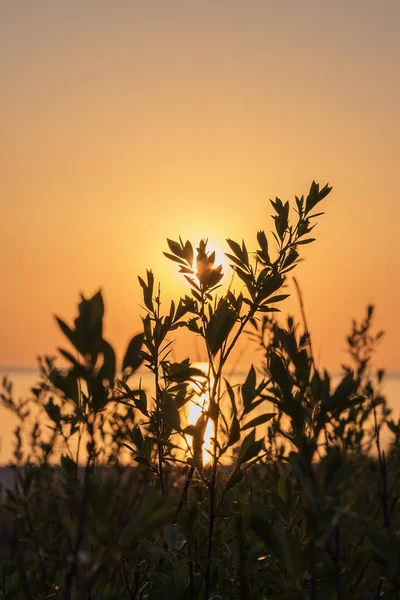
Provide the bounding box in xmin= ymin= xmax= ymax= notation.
xmin=1 ymin=182 xmax=400 ymax=599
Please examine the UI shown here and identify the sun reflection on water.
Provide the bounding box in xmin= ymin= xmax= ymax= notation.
xmin=186 ymin=362 xmax=214 ymax=464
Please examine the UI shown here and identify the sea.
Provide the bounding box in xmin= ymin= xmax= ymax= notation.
xmin=0 ymin=368 xmax=399 ymax=466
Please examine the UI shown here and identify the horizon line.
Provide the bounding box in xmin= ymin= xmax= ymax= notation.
xmin=1 ymin=365 xmax=400 ymax=379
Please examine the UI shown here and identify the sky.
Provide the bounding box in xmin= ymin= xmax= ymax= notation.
xmin=0 ymin=0 xmax=399 ymax=373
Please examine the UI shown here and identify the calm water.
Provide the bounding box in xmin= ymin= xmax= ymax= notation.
xmin=0 ymin=368 xmax=399 ymax=465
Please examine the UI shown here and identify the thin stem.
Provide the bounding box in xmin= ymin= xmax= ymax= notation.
xmin=75 ymin=349 xmax=83 ymax=470
xmin=153 ymin=286 xmax=166 ymax=498
xmin=24 ymin=501 xmax=47 ymax=588
xmin=221 ymin=311 xmax=255 ymax=371
xmin=309 ymin=541 xmax=317 ymax=600
xmin=64 ymin=450 xmax=93 ymax=600
xmin=204 ymin=481 xmax=215 ymax=600
xmin=155 ymin=366 xmax=165 ymax=499
xmin=204 ymin=373 xmax=222 ymax=600
xmin=10 ymin=529 xmax=33 ymax=600
xmin=373 ymin=403 xmax=390 ymax=528
xmin=334 ymin=525 xmax=341 ymax=599
xmin=174 ymin=465 xmax=195 ymax=522
xmin=199 ymin=288 xmax=217 ymax=379
xmin=293 ymin=277 xmax=316 ymax=368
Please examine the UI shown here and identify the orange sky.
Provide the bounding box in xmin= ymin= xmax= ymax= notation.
xmin=1 ymin=1 xmax=399 ymax=372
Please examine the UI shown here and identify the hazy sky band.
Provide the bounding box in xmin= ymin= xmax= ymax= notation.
xmin=1 ymin=0 xmax=399 ymax=370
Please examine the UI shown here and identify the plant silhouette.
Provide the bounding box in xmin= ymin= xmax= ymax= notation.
xmin=1 ymin=182 xmax=398 ymax=600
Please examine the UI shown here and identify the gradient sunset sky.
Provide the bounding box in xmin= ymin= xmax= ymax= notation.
xmin=1 ymin=0 xmax=399 ymax=372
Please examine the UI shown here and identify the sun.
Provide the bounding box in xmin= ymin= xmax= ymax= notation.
xmin=161 ymin=235 xmax=236 ymax=303
xmin=199 ymin=239 xmax=231 ymax=286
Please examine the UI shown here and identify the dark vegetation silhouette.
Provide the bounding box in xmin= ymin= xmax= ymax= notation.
xmin=1 ymin=182 xmax=399 ymax=599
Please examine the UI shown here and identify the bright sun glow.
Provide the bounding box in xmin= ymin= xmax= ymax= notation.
xmin=187 ymin=362 xmax=214 ymax=465
xmin=166 ymin=238 xmax=234 ymax=301
xmin=207 ymin=243 xmax=231 ymax=286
